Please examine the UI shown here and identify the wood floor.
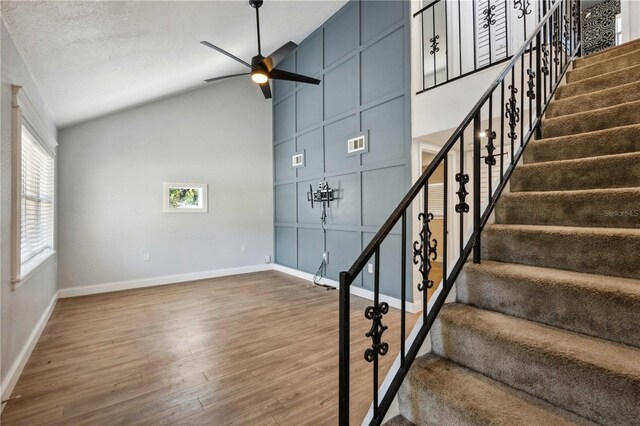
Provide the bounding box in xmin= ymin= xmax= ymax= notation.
xmin=1 ymin=271 xmax=418 ymax=425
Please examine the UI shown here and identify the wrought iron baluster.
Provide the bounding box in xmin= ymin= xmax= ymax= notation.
xmin=364 ymin=303 xmax=389 ymax=362
xmin=541 ymin=43 xmax=550 ymax=75
xmin=483 ymin=4 xmax=496 ymax=29
xmin=455 ymin=172 xmax=470 ymax=214
xmin=514 ymin=0 xmax=532 ymax=19
xmin=429 ymin=35 xmax=440 ymax=55
xmin=506 ymin=83 xmax=520 ymax=151
xmin=526 ymin=69 xmax=536 ymax=99
xmin=413 ymin=212 xmax=437 ymax=293
xmin=484 ymin=130 xmax=497 ymax=166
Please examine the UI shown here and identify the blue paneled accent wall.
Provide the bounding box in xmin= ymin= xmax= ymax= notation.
xmin=273 ymin=0 xmax=412 ymax=301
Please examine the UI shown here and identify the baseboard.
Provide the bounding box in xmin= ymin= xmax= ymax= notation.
xmin=1 ymin=290 xmax=58 ymax=409
xmin=273 ymin=264 xmax=422 ymax=313
xmin=58 ymin=264 xmax=272 ymax=298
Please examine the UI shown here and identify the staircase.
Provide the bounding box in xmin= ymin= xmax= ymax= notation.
xmin=394 ymin=39 xmax=640 ymax=425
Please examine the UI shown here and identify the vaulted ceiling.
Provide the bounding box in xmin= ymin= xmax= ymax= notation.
xmin=1 ymin=0 xmax=347 ymax=127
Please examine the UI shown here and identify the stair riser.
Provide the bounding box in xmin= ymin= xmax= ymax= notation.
xmin=567 ymin=49 xmax=640 ymax=83
xmin=542 ymin=102 xmax=640 ymax=138
xmin=555 ymin=65 xmax=640 ymax=100
xmin=546 ymin=82 xmax=640 ymax=118
xmin=481 ymin=228 xmax=640 ymax=279
xmin=495 ymin=191 xmax=640 ymax=228
xmin=399 ymin=355 xmax=591 ymax=426
xmin=511 ymin=153 xmax=640 ymax=191
xmin=524 ymin=126 xmax=640 ymax=163
xmin=431 ymin=317 xmax=640 ymax=425
xmin=573 ymin=40 xmax=640 ymax=68
xmin=457 ymin=267 xmax=640 ymax=348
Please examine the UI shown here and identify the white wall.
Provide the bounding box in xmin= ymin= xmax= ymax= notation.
xmin=57 ymin=77 xmax=273 ymax=290
xmin=621 ymin=0 xmax=640 ymax=43
xmin=0 ymin=20 xmax=59 ymax=398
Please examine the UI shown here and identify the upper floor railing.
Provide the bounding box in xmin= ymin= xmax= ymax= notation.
xmin=339 ymin=0 xmax=580 ymax=424
xmin=415 ymin=0 xmax=562 ymax=93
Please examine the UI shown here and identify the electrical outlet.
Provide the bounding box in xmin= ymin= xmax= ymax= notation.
xmin=265 ymin=254 xmax=271 ymax=264
xmin=143 ymin=253 xmax=150 ymax=262
xmin=241 ymin=244 xmax=247 ymax=252
xmin=323 ymin=251 xmax=329 ymax=264
xmin=367 ymin=263 xmax=373 ymax=274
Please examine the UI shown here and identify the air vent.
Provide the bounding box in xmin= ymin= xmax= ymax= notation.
xmin=292 ymin=152 xmax=304 ymax=167
xmin=347 ymin=135 xmax=366 ymax=154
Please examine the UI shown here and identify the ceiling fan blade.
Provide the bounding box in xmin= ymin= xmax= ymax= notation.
xmin=268 ymin=69 xmax=320 ymax=85
xmin=263 ymin=41 xmax=297 ymax=71
xmin=200 ymin=41 xmax=252 ymax=68
xmin=259 ymin=82 xmax=272 ymax=99
xmin=204 ymin=72 xmax=250 ymax=83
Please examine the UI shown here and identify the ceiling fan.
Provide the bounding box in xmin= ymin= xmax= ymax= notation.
xmin=201 ymin=0 xmax=321 ymax=99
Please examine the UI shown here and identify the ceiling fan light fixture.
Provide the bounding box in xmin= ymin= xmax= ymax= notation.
xmin=251 ymin=72 xmax=269 ymax=84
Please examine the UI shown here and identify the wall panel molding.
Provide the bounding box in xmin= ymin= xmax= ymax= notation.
xmin=272 ymin=0 xmax=412 ymax=300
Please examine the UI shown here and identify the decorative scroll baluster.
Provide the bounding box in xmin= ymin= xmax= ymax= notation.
xmin=571 ymin=1 xmax=579 ymax=46
xmin=413 ymin=212 xmax=437 ymax=292
xmin=429 ymin=35 xmax=440 ymax=55
xmin=364 ymin=303 xmax=389 ymax=362
xmin=455 ymin=173 xmax=470 ymax=213
xmin=553 ymin=20 xmax=560 ymax=65
xmin=484 ymin=130 xmax=497 ymax=166
xmin=526 ymin=69 xmax=536 ymax=99
xmin=541 ymin=44 xmax=550 ymax=75
xmin=506 ymin=85 xmax=520 ymax=143
xmin=482 ymin=4 xmax=496 ymax=28
xmin=514 ymin=0 xmax=532 ymax=18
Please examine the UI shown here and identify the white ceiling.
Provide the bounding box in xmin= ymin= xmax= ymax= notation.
xmin=1 ymin=0 xmax=347 ymax=128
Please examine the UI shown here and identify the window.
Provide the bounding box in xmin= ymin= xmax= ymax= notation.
xmin=19 ymin=126 xmax=54 ymax=270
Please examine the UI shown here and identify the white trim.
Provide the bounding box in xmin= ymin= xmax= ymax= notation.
xmin=12 ymin=249 xmax=56 ymax=291
xmin=15 ymin=86 xmax=57 ymax=153
xmin=58 ymin=264 xmax=271 ymax=298
xmin=273 ymin=264 xmax=423 ymax=314
xmin=1 ymin=291 xmax=58 ymax=410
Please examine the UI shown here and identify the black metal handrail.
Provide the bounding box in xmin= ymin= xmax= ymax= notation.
xmin=415 ymin=0 xmax=556 ymax=93
xmin=339 ymin=0 xmax=581 ymax=424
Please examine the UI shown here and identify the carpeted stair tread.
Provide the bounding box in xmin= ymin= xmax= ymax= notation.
xmin=457 ymin=260 xmax=640 ymax=348
xmin=511 ymin=151 xmax=640 ymax=191
xmin=495 ymin=187 xmax=640 ymax=228
xmin=431 ymin=304 xmax=640 ymax=425
xmin=383 ymin=415 xmax=414 ymax=426
xmin=524 ymin=124 xmax=640 ymax=163
xmin=573 ymin=37 xmax=640 ymax=69
xmin=481 ymin=224 xmax=640 ymax=279
xmin=398 ymin=354 xmax=593 ymax=426
xmin=546 ymin=80 xmax=640 ymax=118
xmin=567 ymin=48 xmax=640 ymax=83
xmin=542 ymin=100 xmax=640 ymax=138
xmin=555 ymin=63 xmax=640 ymax=100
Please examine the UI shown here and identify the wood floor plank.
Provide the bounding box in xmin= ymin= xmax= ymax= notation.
xmin=1 ymin=271 xmax=418 ymax=425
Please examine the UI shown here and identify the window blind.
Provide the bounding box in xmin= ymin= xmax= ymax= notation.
xmin=21 ymin=126 xmax=54 ymax=265
xmin=476 ymin=0 xmax=509 ymax=67
xmin=427 ymin=182 xmax=445 ymax=218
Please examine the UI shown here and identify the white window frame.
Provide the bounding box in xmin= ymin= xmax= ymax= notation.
xmin=11 ymin=85 xmax=57 ymax=289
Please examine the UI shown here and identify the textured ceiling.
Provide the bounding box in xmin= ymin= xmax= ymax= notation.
xmin=1 ymin=0 xmax=347 ymax=127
